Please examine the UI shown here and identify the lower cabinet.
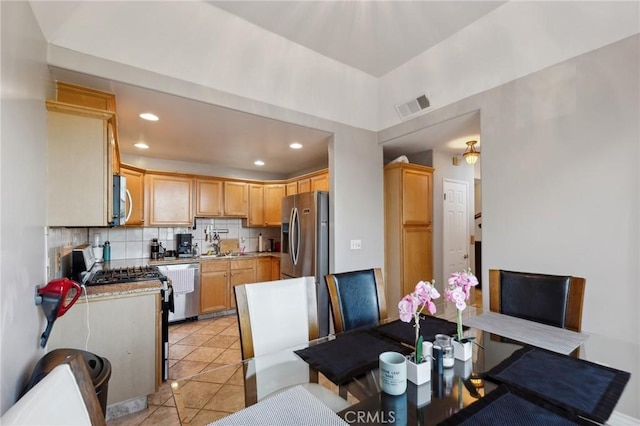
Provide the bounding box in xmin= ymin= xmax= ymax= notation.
xmin=271 ymin=257 xmax=281 ymax=280
xmin=229 ymin=259 xmax=256 ymax=308
xmin=200 ymin=256 xmax=281 ymax=313
xmin=200 ymin=261 xmax=229 ymax=314
xmin=256 ymin=257 xmax=271 ymax=282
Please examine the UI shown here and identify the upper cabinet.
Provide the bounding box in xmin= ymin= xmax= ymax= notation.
xmin=247 ymin=183 xmax=286 ymax=227
xmin=46 ymin=102 xmax=115 ymax=227
xmin=286 ymin=181 xmax=298 ymax=196
xmin=263 ymin=184 xmax=286 ymax=226
xmin=247 ymin=184 xmax=264 ymax=227
xmin=195 ymin=179 xmax=223 ymax=217
xmin=294 ymin=170 xmax=329 ymax=194
xmin=223 ymin=181 xmax=248 ymax=217
xmin=120 ymin=165 xmax=145 ymax=226
xmin=146 ymin=174 xmax=193 ymax=226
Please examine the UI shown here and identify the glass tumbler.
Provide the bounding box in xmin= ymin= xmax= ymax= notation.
xmin=434 ymin=334 xmax=454 ymax=368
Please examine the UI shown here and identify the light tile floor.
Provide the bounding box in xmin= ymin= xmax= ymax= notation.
xmin=108 ymin=288 xmax=483 ymax=426
xmin=107 ymin=315 xmax=241 ymax=426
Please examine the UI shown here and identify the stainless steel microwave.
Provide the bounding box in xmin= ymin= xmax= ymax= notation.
xmin=111 ymin=175 xmax=128 ymax=226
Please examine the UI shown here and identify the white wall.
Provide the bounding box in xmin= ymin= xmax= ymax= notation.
xmin=32 ymin=1 xmax=379 ymax=131
xmin=378 ymin=1 xmax=640 ymax=130
xmin=382 ymin=35 xmax=640 ymax=346
xmin=329 ymin=128 xmax=384 ymax=273
xmin=0 ymin=1 xmax=51 ymax=414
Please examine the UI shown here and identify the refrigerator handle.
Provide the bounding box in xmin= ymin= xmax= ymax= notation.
xmin=292 ymin=207 xmax=300 ymax=265
xmin=289 ymin=207 xmax=297 ymax=265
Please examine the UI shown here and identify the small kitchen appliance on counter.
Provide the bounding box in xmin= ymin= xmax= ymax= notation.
xmin=176 ymin=233 xmax=193 ymax=258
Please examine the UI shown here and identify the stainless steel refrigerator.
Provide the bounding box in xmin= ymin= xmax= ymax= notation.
xmin=281 ymin=191 xmax=330 ymax=336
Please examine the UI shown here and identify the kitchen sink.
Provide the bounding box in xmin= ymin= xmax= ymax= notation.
xmin=199 ymin=253 xmax=247 ymax=259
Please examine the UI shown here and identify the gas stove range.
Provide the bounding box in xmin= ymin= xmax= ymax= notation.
xmin=87 ymin=265 xmax=165 ymax=286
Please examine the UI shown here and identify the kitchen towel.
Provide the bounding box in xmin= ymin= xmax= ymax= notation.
xmin=485 ymin=346 xmax=631 ymax=424
xmin=208 ymin=385 xmax=348 ymax=426
xmin=294 ymin=329 xmax=412 ymax=385
xmin=462 ymin=311 xmax=588 ymax=355
xmin=165 ymin=268 xmax=195 ymax=294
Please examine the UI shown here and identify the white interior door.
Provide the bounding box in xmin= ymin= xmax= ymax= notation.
xmin=443 ymin=179 xmax=469 ymax=279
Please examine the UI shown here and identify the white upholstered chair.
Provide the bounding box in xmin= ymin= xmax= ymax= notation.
xmin=1 ymin=353 xmax=106 ymax=426
xmin=234 ymin=276 xmax=350 ymax=412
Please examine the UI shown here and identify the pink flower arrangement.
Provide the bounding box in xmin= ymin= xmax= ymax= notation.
xmin=398 ymin=280 xmax=440 ymax=363
xmin=445 ymin=269 xmax=479 ymax=341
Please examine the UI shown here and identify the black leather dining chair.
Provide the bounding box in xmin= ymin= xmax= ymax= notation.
xmin=489 ymin=269 xmax=586 ymax=332
xmin=324 ymin=268 xmax=387 ymax=334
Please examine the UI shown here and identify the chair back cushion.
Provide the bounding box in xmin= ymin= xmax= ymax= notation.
xmin=500 ymin=270 xmax=571 ymax=328
xmin=332 ymin=269 xmax=381 ymax=331
xmin=245 ymin=276 xmax=316 ymax=357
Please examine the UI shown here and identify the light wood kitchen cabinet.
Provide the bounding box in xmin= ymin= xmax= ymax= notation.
xmin=247 ymin=184 xmax=264 ymax=226
xmin=146 ymin=174 xmax=193 ymax=226
xmin=310 ymin=173 xmax=329 ymax=191
xmin=46 ymin=102 xmax=115 ymax=227
xmin=196 ymin=179 xmax=223 ymax=217
xmin=384 ymin=163 xmax=434 ymax=311
xmin=200 ymin=258 xmax=257 ymax=312
xmin=200 ymin=261 xmax=229 ymax=313
xmin=256 ymin=257 xmax=272 ymax=282
xmin=120 ymin=164 xmax=145 ymax=226
xmin=286 ymin=181 xmax=298 ymax=195
xmin=224 ymin=181 xmax=249 ymax=216
xmin=271 ymin=256 xmax=281 ymax=280
xmin=297 ymin=178 xmax=311 ymax=193
xmin=248 ymin=183 xmax=286 ymax=227
xmin=294 ymin=170 xmax=329 ymax=194
xmin=229 ymin=259 xmax=257 ymax=308
xmin=264 ymin=184 xmax=286 ymax=226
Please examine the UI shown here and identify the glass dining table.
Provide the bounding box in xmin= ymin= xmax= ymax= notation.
xmin=170 ymin=308 xmax=638 ymax=425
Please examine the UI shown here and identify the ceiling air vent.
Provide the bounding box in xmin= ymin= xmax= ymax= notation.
xmin=395 ymin=94 xmax=430 ymax=120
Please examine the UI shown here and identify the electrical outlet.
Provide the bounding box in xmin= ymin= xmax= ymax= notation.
xmin=350 ymin=240 xmax=362 ymax=250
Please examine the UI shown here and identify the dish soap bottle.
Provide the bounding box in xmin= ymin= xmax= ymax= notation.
xmin=193 ymin=243 xmax=199 ymax=257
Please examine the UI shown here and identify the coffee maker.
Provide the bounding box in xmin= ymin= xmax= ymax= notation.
xmin=176 ymin=233 xmax=193 ymax=258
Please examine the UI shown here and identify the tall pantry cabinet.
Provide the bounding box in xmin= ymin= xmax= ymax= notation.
xmin=384 ymin=163 xmax=434 ymax=311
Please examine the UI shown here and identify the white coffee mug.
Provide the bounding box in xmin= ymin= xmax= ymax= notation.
xmin=379 ymin=351 xmax=407 ymax=395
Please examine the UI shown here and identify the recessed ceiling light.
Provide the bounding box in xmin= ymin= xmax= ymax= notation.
xmin=290 ymin=143 xmax=303 ymax=149
xmin=139 ymin=113 xmax=159 ymax=121
xmin=254 ymin=160 xmax=265 ymax=166
xmin=134 ymin=142 xmax=149 ymax=149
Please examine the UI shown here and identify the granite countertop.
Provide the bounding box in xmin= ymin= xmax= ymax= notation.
xmin=76 ymin=280 xmax=163 ymax=301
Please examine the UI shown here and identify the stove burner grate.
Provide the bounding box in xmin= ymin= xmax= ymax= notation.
xmin=88 ymin=265 xmax=165 ymax=285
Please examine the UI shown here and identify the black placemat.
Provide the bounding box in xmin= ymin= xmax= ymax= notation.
xmin=376 ymin=316 xmax=466 ymax=346
xmin=438 ymin=385 xmax=592 ymax=425
xmin=485 ymin=346 xmax=631 ymax=424
xmin=294 ymin=329 xmax=412 ymax=385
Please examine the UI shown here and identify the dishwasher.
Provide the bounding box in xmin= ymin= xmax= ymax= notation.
xmin=157 ymin=263 xmax=200 ymax=323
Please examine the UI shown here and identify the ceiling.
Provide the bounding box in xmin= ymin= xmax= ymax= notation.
xmin=42 ymin=1 xmax=495 ymax=176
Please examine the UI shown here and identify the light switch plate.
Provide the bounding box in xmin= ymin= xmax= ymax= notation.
xmin=350 ymin=240 xmax=362 ymax=250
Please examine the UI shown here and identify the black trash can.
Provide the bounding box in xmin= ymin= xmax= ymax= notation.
xmin=22 ymin=348 xmax=111 ymax=417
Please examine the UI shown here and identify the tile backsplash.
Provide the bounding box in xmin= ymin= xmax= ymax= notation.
xmin=47 ymin=218 xmax=281 ymax=279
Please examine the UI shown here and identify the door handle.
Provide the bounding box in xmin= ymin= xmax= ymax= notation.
xmin=463 ymin=254 xmax=469 ymax=259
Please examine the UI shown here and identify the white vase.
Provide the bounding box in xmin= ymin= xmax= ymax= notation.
xmin=406 ymin=355 xmax=431 ymax=385
xmin=407 ymin=381 xmax=431 ymax=407
xmin=452 ymin=339 xmax=472 ymax=361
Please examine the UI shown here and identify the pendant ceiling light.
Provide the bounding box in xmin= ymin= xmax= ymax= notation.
xmin=463 ymin=140 xmax=480 ymax=165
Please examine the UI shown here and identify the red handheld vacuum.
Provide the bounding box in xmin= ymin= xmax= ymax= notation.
xmin=35 ymin=278 xmax=82 ymax=347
